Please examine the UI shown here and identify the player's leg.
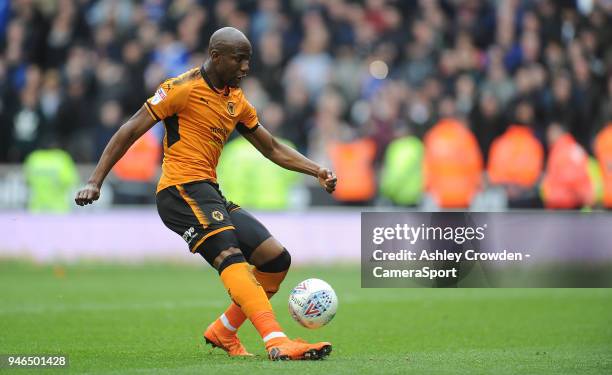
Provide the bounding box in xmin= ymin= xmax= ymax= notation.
xmin=158 ymin=182 xmax=285 ymax=354
xmin=209 ymin=206 xmax=291 ymax=336
xmin=242 ymin=209 xmax=291 ymax=298
xmin=206 ymin=203 xmax=331 ymax=360
xmin=157 ymin=183 xmax=254 ymax=356
xmin=179 ymin=183 xmax=287 ymax=355
xmin=250 ymin=236 xmax=291 ymax=297
xmin=199 ymin=229 xmax=330 ymax=360
xmin=195 ymin=230 xmax=289 ymax=354
xmin=157 ymin=182 xmax=330 ymax=360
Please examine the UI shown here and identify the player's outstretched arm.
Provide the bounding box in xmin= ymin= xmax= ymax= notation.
xmin=241 ymin=125 xmax=337 ymax=193
xmin=75 ymin=105 xmax=157 ymax=206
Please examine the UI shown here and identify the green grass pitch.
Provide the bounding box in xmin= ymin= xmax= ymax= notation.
xmin=1 ymin=261 xmax=611 ymax=374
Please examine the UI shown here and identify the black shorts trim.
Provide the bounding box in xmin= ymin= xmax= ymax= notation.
xmin=191 ymin=225 xmax=235 ymax=253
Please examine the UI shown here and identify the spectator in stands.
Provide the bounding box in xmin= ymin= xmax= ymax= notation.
xmin=39 ymin=69 xmax=61 ymax=128
xmin=55 ymin=77 xmax=93 ymax=162
xmin=470 ymin=90 xmax=505 ymax=163
xmin=121 ymin=39 xmax=148 ymax=114
xmin=365 ymin=81 xmax=406 ymax=162
xmin=282 ymin=80 xmax=313 ymax=155
xmin=251 ymin=30 xmax=285 ymax=102
xmin=307 ymin=87 xmax=353 ymax=168
xmin=283 ymin=12 xmax=332 ymax=102
xmin=9 ymin=86 xmax=45 ymax=162
xmin=545 ymin=71 xmax=580 ymax=148
xmin=95 ymin=99 xmax=123 ymax=159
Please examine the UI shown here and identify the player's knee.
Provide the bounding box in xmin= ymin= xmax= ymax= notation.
xmin=194 ymin=229 xmax=245 ymax=272
xmin=216 ymin=249 xmax=246 ymax=274
xmin=257 ymin=248 xmax=291 ymax=273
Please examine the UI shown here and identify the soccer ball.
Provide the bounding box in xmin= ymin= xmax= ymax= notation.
xmin=288 ymin=278 xmax=338 ymax=329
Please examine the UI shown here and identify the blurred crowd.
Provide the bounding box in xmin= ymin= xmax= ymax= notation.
xmin=1 ymin=0 xmax=612 ymax=210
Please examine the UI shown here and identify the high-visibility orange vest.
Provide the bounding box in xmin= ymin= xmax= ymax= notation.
xmin=542 ymin=133 xmax=593 ymax=209
xmin=424 ymin=118 xmax=483 ymax=208
xmin=594 ymin=123 xmax=612 ymax=208
xmin=329 ymin=138 xmax=377 ymax=202
xmin=113 ymin=130 xmax=161 ymax=182
xmin=488 ymin=125 xmax=543 ymax=188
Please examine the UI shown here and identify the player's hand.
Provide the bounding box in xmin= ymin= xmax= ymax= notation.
xmin=317 ymin=168 xmax=337 ymax=194
xmin=75 ymin=182 xmax=101 ymax=206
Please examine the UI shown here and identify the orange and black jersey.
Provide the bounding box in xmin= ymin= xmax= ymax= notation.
xmin=145 ymin=66 xmax=260 ymax=192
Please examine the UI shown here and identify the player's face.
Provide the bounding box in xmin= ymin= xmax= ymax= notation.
xmin=221 ymin=42 xmax=251 ymax=88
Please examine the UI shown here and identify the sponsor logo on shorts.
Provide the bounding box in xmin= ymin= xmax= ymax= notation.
xmin=212 ymin=210 xmax=224 ymax=221
xmin=182 ymin=226 xmax=196 ymax=244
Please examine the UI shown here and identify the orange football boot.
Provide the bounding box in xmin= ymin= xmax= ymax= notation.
xmin=266 ymin=337 xmax=332 ymax=360
xmin=203 ymin=322 xmax=252 ymax=357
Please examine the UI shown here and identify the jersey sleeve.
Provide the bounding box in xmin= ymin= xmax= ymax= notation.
xmin=237 ymin=97 xmax=259 ymax=130
xmin=144 ymin=79 xmax=191 ymax=121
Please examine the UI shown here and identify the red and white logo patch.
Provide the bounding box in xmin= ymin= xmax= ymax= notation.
xmin=150 ymin=87 xmax=167 ymax=105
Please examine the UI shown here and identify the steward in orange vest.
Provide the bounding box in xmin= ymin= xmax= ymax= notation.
xmin=113 ymin=130 xmax=161 ymax=182
xmin=488 ymin=124 xmax=544 ymax=207
xmin=329 ymin=138 xmax=377 ymax=203
xmin=542 ymin=124 xmax=594 ymax=209
xmin=424 ymin=118 xmax=483 ymax=208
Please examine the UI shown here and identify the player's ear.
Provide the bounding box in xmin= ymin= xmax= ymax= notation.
xmin=210 ymin=49 xmax=221 ymax=63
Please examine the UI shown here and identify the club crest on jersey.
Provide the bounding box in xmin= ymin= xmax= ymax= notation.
xmin=151 ymin=87 xmax=167 ymax=105
xmin=227 ymin=101 xmax=236 ymax=116
xmin=212 ymin=210 xmax=224 ymax=221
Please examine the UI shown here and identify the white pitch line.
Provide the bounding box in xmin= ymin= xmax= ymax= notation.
xmin=0 ymin=300 xmax=226 ymax=315
xmin=339 ymin=288 xmax=611 ymax=303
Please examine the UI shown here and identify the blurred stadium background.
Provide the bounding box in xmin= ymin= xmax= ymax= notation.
xmin=1 ymin=0 xmax=612 ymax=262
xmin=1 ymin=0 xmax=611 ymax=209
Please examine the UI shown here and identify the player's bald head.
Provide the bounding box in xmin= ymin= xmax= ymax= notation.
xmin=209 ymin=27 xmax=251 ymax=55
xmin=206 ymin=27 xmax=252 ymax=88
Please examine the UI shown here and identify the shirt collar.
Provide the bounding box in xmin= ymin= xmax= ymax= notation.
xmin=200 ymin=65 xmax=230 ymax=96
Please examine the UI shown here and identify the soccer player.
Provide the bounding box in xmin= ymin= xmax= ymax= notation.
xmin=75 ymin=27 xmax=337 ymax=360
